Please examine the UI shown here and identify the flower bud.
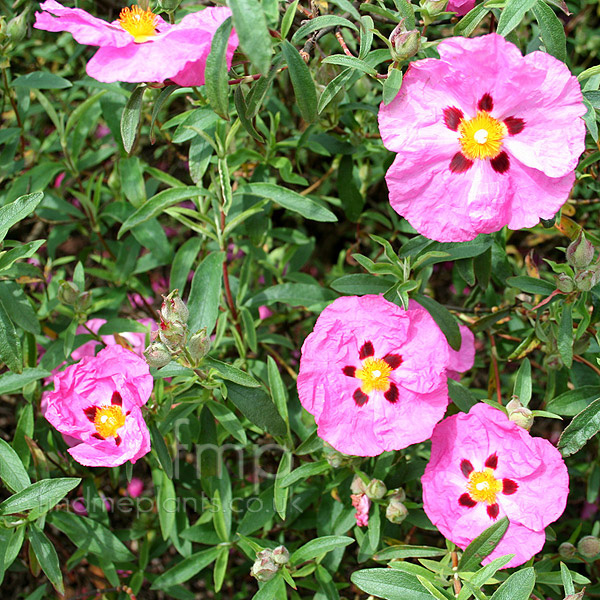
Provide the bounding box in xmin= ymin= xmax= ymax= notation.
xmin=161 ymin=290 xmax=189 ymax=325
xmin=127 ymin=477 xmax=144 ymax=498
xmin=272 ymin=545 xmax=290 ymax=565
xmin=555 ymin=273 xmax=575 ymax=293
xmin=558 ymin=542 xmax=577 ymax=559
xmin=389 ymin=19 xmax=421 ymax=62
xmin=251 ymin=549 xmax=279 ymax=582
xmin=187 ymin=328 xmax=210 ymax=364
xmin=509 ymin=408 xmax=534 ymax=431
xmin=7 ymin=9 xmax=29 ymax=44
xmin=159 ymin=319 xmax=186 ymax=351
xmin=574 ymin=267 xmax=600 ymax=292
xmin=386 ymin=495 xmax=409 ymax=524
xmin=78 ymin=291 xmax=92 ymax=311
xmin=420 ymin=0 xmax=448 ymax=24
xmin=365 ymin=479 xmax=387 ymax=500
xmin=144 ymin=341 xmax=171 ymax=368
xmin=564 ymin=593 xmax=585 ymax=600
xmin=58 ymin=281 xmax=80 ymax=305
xmin=578 ymin=535 xmax=600 ymax=559
xmin=566 ymin=231 xmax=595 ymax=269
xmin=351 ymin=475 xmax=367 ymax=495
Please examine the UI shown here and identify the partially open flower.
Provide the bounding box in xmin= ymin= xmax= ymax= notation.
xmin=351 ymin=493 xmax=371 ymax=527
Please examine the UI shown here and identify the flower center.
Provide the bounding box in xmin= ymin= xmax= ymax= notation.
xmin=118 ymin=5 xmax=158 ymax=43
xmin=458 ymin=111 xmax=507 ymax=161
xmin=466 ymin=468 xmax=503 ymax=504
xmin=94 ymin=405 xmax=126 ymax=438
xmin=355 ymin=357 xmax=392 ymax=394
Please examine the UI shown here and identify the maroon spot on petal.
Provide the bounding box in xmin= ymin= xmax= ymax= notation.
xmin=487 ymin=503 xmax=500 ymax=519
xmin=477 ymin=92 xmax=494 ymax=112
xmin=359 ymin=341 xmax=375 ymax=359
xmin=503 ymin=478 xmax=518 ymax=495
xmin=504 ymin=116 xmax=525 ymax=135
xmin=91 ymin=433 xmax=104 ymax=440
xmin=490 ymin=151 xmax=510 ymax=174
xmin=485 ymin=453 xmax=498 ymax=469
xmin=460 ymin=459 xmax=474 ymax=478
xmin=459 ymin=493 xmax=477 ymax=508
xmin=84 ymin=406 xmax=98 ymax=422
xmin=125 ymin=410 xmax=131 ymax=417
xmin=384 ymin=382 xmax=399 ymax=403
xmin=383 ymin=354 xmax=403 ymax=370
xmin=115 ymin=435 xmax=122 ymax=447
xmin=111 ymin=391 xmax=122 ymax=406
xmin=449 ymin=152 xmax=474 ymax=174
xmin=343 ymin=365 xmax=356 ymax=377
xmin=353 ymin=388 xmax=369 ymax=406
xmin=443 ymin=106 xmax=464 ymax=131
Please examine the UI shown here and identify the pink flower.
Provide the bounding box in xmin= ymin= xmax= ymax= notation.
xmin=448 ymin=324 xmax=475 ymax=381
xmin=351 ymin=493 xmax=371 ymax=527
xmin=258 ymin=305 xmax=273 ymax=320
xmin=447 ymin=0 xmax=476 ymax=16
xmin=44 ymin=345 xmax=153 ymax=467
xmin=297 ymin=295 xmax=474 ymax=456
xmin=378 ymin=33 xmax=586 ymax=242
xmin=34 ymin=1 xmax=238 ymax=86
xmin=422 ymin=403 xmax=569 ymax=568
xmin=127 ymin=477 xmax=144 ymax=498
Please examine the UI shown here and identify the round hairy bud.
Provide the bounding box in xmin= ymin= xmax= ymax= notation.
xmin=251 ymin=549 xmax=279 ymax=582
xmin=161 ymin=290 xmax=189 ymax=325
xmin=159 ymin=319 xmax=186 ymax=352
xmin=556 ymin=273 xmax=575 ymax=293
xmin=389 ymin=19 xmax=421 ymax=62
xmin=386 ymin=495 xmax=409 ymax=524
xmin=558 ymin=542 xmax=577 ymax=559
xmin=578 ymin=535 xmax=600 ymax=559
xmin=509 ymin=407 xmax=534 ymax=431
xmin=566 ymin=231 xmax=595 ymax=269
xmin=365 ymin=479 xmax=387 ymax=500
xmin=144 ymin=341 xmax=171 ymax=368
xmin=7 ymin=9 xmax=29 ymax=44
xmin=351 ymin=475 xmax=368 ymax=495
xmin=187 ymin=328 xmax=210 ymax=364
xmin=58 ymin=281 xmax=81 ymax=305
xmin=574 ymin=267 xmax=600 ymax=292
xmin=272 ymin=545 xmax=290 ymax=565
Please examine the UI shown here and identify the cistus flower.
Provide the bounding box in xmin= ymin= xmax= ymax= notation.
xmin=351 ymin=492 xmax=371 ymax=527
xmin=34 ymin=1 xmax=238 ymax=86
xmin=422 ymin=403 xmax=569 ymax=568
xmin=378 ymin=33 xmax=586 ymax=242
xmin=297 ymin=295 xmax=474 ymax=456
xmin=44 ymin=345 xmax=153 ymax=467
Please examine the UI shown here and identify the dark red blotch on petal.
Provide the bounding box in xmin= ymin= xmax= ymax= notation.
xmin=111 ymin=391 xmax=122 ymax=406
xmin=384 ymin=382 xmax=399 ymax=403
xmin=461 ymin=459 xmax=474 ymax=477
xmin=491 ymin=151 xmax=510 ymax=174
xmin=443 ymin=106 xmax=464 ymax=131
xmin=91 ymin=432 xmax=104 ymax=440
xmin=343 ymin=366 xmax=357 ymax=377
xmin=383 ymin=354 xmax=402 ymax=369
xmin=84 ymin=406 xmax=98 ymax=422
xmin=459 ymin=493 xmax=477 ymax=508
xmin=115 ymin=435 xmax=122 ymax=447
xmin=450 ymin=152 xmax=474 ymax=174
xmin=503 ymin=478 xmax=518 ymax=495
xmin=477 ymin=93 xmax=494 ymax=112
xmin=485 ymin=453 xmax=498 ymax=469
xmin=504 ymin=116 xmax=525 ymax=135
xmin=359 ymin=341 xmax=375 ymax=359
xmin=487 ymin=503 xmax=500 ymax=519
xmin=353 ymin=388 xmax=369 ymax=406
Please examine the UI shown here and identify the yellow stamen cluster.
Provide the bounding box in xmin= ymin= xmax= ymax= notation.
xmin=466 ymin=468 xmax=502 ymax=504
xmin=118 ymin=5 xmax=158 ymax=43
xmin=94 ymin=405 xmax=126 ymax=438
xmin=355 ymin=357 xmax=392 ymax=394
xmin=458 ymin=111 xmax=507 ymax=161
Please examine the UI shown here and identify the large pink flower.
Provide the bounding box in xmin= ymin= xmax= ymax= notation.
xmin=297 ymin=295 xmax=474 ymax=456
xmin=44 ymin=345 xmax=153 ymax=467
xmin=34 ymin=1 xmax=238 ymax=85
xmin=378 ymin=33 xmax=586 ymax=242
xmin=422 ymin=403 xmax=569 ymax=568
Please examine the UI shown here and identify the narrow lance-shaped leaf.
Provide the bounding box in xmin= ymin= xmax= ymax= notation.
xmin=558 ymin=397 xmax=600 ymax=457
xmin=497 ymin=0 xmax=538 ymax=36
xmin=120 ymin=84 xmax=146 ymax=154
xmin=281 ymin=40 xmax=318 ymax=123
xmin=458 ymin=517 xmax=509 ymax=571
xmin=228 ymin=0 xmax=272 ymax=74
xmin=532 ymin=0 xmax=567 ymax=62
xmin=28 ymin=525 xmax=64 ymax=595
xmin=205 ymin=17 xmax=234 ymax=120
xmin=0 ymin=192 xmax=44 ymax=243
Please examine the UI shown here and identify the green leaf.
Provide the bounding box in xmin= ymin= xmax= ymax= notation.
xmin=454 ymin=4 xmax=490 ymax=35
xmin=151 ymin=547 xmax=220 ymax=590
xmin=118 ymin=186 xmax=205 ymax=237
xmin=206 ymin=399 xmax=248 ymax=444
xmin=0 ymin=300 xmax=22 ymax=373
xmin=291 ymin=15 xmax=358 ymax=44
xmin=0 ymin=437 xmax=30 ymax=492
xmin=226 ymin=382 xmax=287 ymax=437
xmin=374 ymin=546 xmax=446 ymax=561
xmin=457 ymin=555 xmax=514 ymax=600
xmin=150 ymin=424 xmax=173 ymax=479
xmin=187 ymin=251 xmax=225 ymax=335
xmin=382 ymin=67 xmax=403 ymax=105
xmin=170 ymin=237 xmax=202 ymax=295
xmin=489 ymin=567 xmax=535 ymax=600
xmin=157 ymin=470 xmax=176 ymax=540
xmin=291 ymin=536 xmax=354 ymax=564
xmin=338 ymin=154 xmax=365 ymax=221
xmin=558 ymin=303 xmax=573 ymax=368
xmin=458 ymin=517 xmax=509 ymax=572
xmin=0 ymin=192 xmax=44 ymax=243
xmin=560 ymin=562 xmax=575 ymax=596
xmin=120 ymin=84 xmax=146 ymax=154
xmin=448 ymin=378 xmax=478 ymax=412
xmin=0 ymin=281 xmax=40 ymax=334
xmin=234 ymin=86 xmax=265 ymax=142
xmin=350 ymin=568 xmax=437 ymax=600
xmin=253 ymin=574 xmax=286 ymax=599
xmin=267 ymin=355 xmax=290 ymax=434
xmin=238 ymin=182 xmax=337 ymax=222
xmin=279 ymin=460 xmax=330 ymax=487
xmin=203 ymin=356 xmax=261 ymax=387
xmin=205 ymin=17 xmax=234 ymax=119
xmin=330 ymin=273 xmax=395 ymax=295
xmin=237 ymin=485 xmax=276 ymax=535
xmin=506 ymin=276 xmax=556 ymax=295
xmin=149 ymin=85 xmax=177 ymax=144
xmin=546 ymin=386 xmax=600 ymax=416
xmin=274 ymin=450 xmax=292 ymax=519
xmin=513 ymin=358 xmax=532 ymax=406
xmin=532 ymin=0 xmax=567 ymax=61
xmin=281 ymin=0 xmax=300 ymax=38
xmin=318 ymin=68 xmax=354 ymax=113
xmin=249 ymin=282 xmax=337 ymax=308
xmin=0 ymin=477 xmax=80 ymax=516
xmin=0 ymin=239 xmax=45 ymax=273
xmin=281 ymin=40 xmax=318 ymax=123
xmin=322 ymin=54 xmax=377 ymax=75
xmin=0 ymin=367 xmax=50 ymax=395
xmin=12 ymin=72 xmax=72 ymax=90
xmin=413 ymin=294 xmax=461 ymax=351
xmin=228 ymin=0 xmax=272 ymax=73
xmin=497 ymin=0 xmax=538 ymax=36
xmin=28 ymin=525 xmax=64 ymax=595
xmin=558 ymin=397 xmax=600 ymax=456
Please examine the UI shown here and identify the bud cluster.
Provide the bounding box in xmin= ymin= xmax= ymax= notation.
xmin=58 ymin=280 xmax=92 ymax=313
xmin=556 ymin=231 xmax=599 ymax=293
xmin=386 ymin=488 xmax=409 ymax=524
xmin=250 ymin=546 xmax=289 ymax=582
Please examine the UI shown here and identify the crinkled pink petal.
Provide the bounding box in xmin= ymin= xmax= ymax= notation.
xmin=448 ymin=325 xmax=475 ymax=378
xmin=351 ymin=493 xmax=371 ymax=527
xmin=447 ymin=0 xmax=476 ymax=15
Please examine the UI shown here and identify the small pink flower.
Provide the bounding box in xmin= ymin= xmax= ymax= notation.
xmin=54 ymin=172 xmax=66 ymax=188
xmin=447 ymin=0 xmax=476 ymax=15
xmin=127 ymin=477 xmax=144 ymax=498
xmin=378 ymin=33 xmax=586 ymax=242
xmin=422 ymin=403 xmax=569 ymax=568
xmin=44 ymin=345 xmax=153 ymax=467
xmin=297 ymin=295 xmax=473 ymax=456
xmin=351 ymin=493 xmax=371 ymax=527
xmin=95 ymin=123 xmax=110 ymax=138
xmin=72 ymin=498 xmax=87 ymax=516
xmin=34 ymin=1 xmax=238 ymax=86
xmin=258 ymin=305 xmax=273 ymax=320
